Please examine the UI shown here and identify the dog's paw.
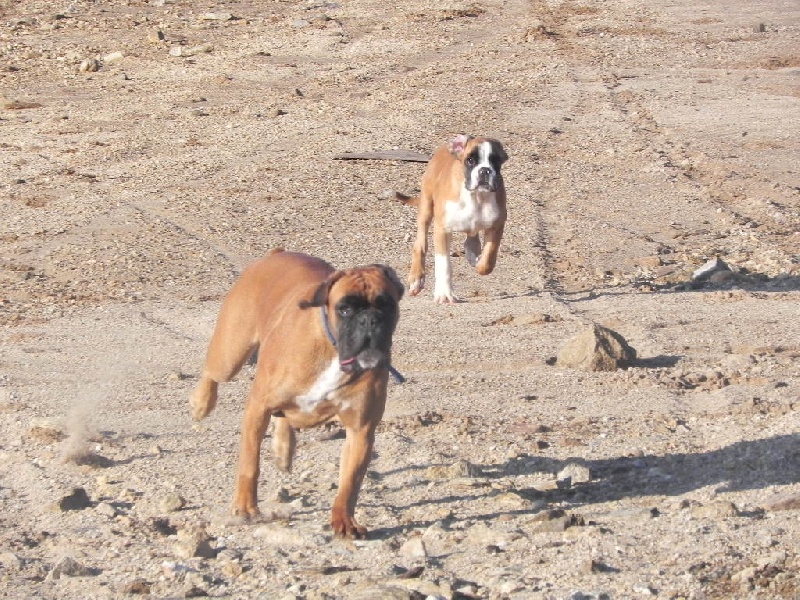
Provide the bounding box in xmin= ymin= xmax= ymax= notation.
xmin=408 ymin=277 xmax=425 ymax=296
xmin=475 ymin=260 xmax=496 ymax=276
xmin=433 ymin=292 xmax=459 ymax=304
xmin=331 ymin=513 xmax=368 ymax=539
xmin=231 ymin=504 xmax=261 ymax=521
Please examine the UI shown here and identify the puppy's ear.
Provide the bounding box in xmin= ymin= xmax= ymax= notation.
xmin=377 ymin=265 xmax=405 ymax=300
xmin=492 ymin=140 xmax=508 ymax=165
xmin=493 ymin=141 xmax=509 ymax=164
xmin=298 ymin=271 xmax=344 ymax=309
xmin=448 ymin=134 xmax=473 ymax=157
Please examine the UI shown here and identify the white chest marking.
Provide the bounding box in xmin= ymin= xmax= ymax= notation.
xmin=296 ymin=359 xmax=345 ymax=412
xmin=443 ymin=187 xmax=501 ymax=235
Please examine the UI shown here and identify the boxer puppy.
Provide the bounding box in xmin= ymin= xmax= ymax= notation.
xmin=190 ymin=249 xmax=404 ymax=538
xmin=397 ymin=134 xmax=508 ymax=303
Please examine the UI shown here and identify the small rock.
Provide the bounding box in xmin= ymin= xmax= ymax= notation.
xmin=160 ymin=493 xmax=186 ymax=513
xmin=557 ymin=461 xmax=592 ymax=487
xmin=199 ymin=12 xmax=233 ymax=21
xmin=173 ymin=527 xmax=216 ymax=559
xmin=46 ymin=556 xmax=91 ymax=580
xmin=633 ymin=582 xmax=656 ymax=595
xmin=27 ymin=419 xmax=66 ymax=443
xmin=183 ymin=585 xmax=209 ymax=598
xmin=529 ymin=509 xmax=583 ymax=533
xmin=169 ymin=43 xmax=214 ymax=57
xmin=731 ymin=566 xmax=757 ymax=583
xmin=58 ymin=487 xmax=93 ymax=511
xmin=556 ymin=324 xmax=637 ymax=371
xmin=0 ymin=551 xmax=23 ymax=569
xmin=103 ymin=51 xmax=124 ymax=63
xmin=692 ymin=257 xmax=731 ymax=281
xmin=425 ymin=459 xmax=480 ymax=479
xmin=690 ymin=501 xmax=739 ymax=519
xmin=252 ymin=524 xmax=314 ymax=546
xmin=754 ymin=23 xmax=766 ymax=33
xmin=398 ymin=537 xmax=427 ymax=561
xmin=122 ymin=578 xmax=151 ymax=594
xmin=96 ymin=501 xmax=118 ymax=517
xmin=147 ymin=29 xmax=165 ymax=43
xmin=292 ymin=19 xmax=311 ymax=28
xmin=763 ymin=492 xmax=800 ymax=512
xmin=79 ymin=58 xmax=100 ymax=73
xmin=162 ymin=560 xmax=197 ymax=580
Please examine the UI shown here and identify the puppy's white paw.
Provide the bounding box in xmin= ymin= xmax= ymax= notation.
xmin=434 ymin=293 xmax=458 ymax=304
xmin=409 ymin=277 xmax=425 ymax=296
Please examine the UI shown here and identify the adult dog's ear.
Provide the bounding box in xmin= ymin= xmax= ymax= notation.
xmin=299 ymin=271 xmax=344 ymax=309
xmin=378 ymin=265 xmax=405 ymax=300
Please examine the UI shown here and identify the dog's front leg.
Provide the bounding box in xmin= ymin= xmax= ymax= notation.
xmin=464 ymin=234 xmax=482 ymax=267
xmin=232 ymin=392 xmax=272 ymax=518
xmin=432 ymin=225 xmax=456 ymax=303
xmin=475 ymin=221 xmax=505 ymax=276
xmin=331 ymin=425 xmax=376 ymax=538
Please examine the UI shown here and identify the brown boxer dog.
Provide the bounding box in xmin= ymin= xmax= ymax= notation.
xmin=397 ymin=134 xmax=508 ymax=303
xmin=190 ymin=249 xmax=404 ymax=538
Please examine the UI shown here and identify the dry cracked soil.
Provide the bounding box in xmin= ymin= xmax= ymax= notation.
xmin=1 ymin=0 xmax=799 ymax=598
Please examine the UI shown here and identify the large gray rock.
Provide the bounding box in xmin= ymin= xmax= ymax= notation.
xmin=557 ymin=325 xmax=637 ymax=371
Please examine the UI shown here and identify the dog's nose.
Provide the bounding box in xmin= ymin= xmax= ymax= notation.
xmin=478 ymin=167 xmax=492 ymax=181
xmin=358 ymin=311 xmax=379 ymax=329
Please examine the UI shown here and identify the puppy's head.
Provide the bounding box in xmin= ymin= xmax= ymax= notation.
xmin=300 ymin=265 xmax=404 ymax=374
xmin=448 ymin=134 xmax=508 ymax=192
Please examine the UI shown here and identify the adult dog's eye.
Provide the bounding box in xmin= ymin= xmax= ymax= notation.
xmin=337 ymin=305 xmax=353 ymax=318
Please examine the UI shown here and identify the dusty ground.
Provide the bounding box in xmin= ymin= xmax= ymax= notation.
xmin=1 ymin=0 xmax=799 ymax=598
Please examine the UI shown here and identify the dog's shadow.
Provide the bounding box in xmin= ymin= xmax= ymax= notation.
xmin=366 ymin=432 xmax=800 ymax=538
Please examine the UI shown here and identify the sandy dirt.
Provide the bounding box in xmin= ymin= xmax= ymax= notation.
xmin=1 ymin=0 xmax=799 ymax=598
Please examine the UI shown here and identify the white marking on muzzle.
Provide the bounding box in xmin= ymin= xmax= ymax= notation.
xmin=468 ymin=141 xmax=497 ymax=190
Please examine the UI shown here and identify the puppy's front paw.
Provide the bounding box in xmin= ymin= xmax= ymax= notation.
xmin=408 ymin=276 xmax=425 ymax=296
xmin=433 ymin=292 xmax=458 ymax=304
xmin=464 ymin=236 xmax=482 ymax=267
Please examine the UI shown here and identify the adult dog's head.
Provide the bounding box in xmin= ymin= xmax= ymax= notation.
xmin=300 ymin=265 xmax=404 ymax=374
xmin=448 ymin=134 xmax=508 ymax=193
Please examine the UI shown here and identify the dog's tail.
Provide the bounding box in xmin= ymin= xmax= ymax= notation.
xmin=394 ymin=191 xmax=420 ymax=207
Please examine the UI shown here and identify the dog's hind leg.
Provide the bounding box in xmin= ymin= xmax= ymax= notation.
xmin=232 ymin=382 xmax=273 ymax=518
xmin=191 ymin=290 xmax=260 ymax=421
xmin=409 ymin=192 xmax=433 ymax=296
xmin=272 ymin=417 xmax=296 ymax=472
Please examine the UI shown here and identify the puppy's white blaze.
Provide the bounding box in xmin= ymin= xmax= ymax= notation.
xmin=433 ymin=252 xmax=454 ymax=301
xmin=468 ymin=141 xmax=497 ymax=190
xmin=443 ymin=187 xmax=501 ymax=235
xmin=296 ymin=358 xmax=344 ymax=412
